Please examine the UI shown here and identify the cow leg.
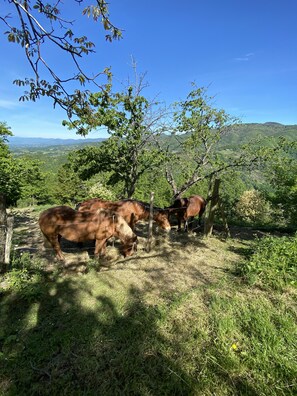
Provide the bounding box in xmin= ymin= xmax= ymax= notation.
xmin=94 ymin=239 xmax=107 ymax=258
xmin=187 ymin=216 xmax=194 ymax=231
xmin=183 ymin=212 xmax=190 ymax=232
xmin=177 ymin=215 xmax=182 ymax=232
xmin=129 ymin=213 xmax=136 ymax=232
xmin=198 ymin=207 xmax=206 ymax=226
xmin=48 ymin=234 xmax=65 ymax=261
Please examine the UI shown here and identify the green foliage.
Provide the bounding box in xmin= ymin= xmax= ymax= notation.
xmin=65 ymin=82 xmax=166 ymax=198
xmin=235 ymin=189 xmax=272 ymax=225
xmin=220 ymin=122 xmax=297 ymax=148
xmin=0 ymin=121 xmax=13 ymax=144
xmin=0 ymin=156 xmax=22 ymax=206
xmin=219 ymin=170 xmax=250 ymax=220
xmin=4 ymin=252 xmax=44 ymax=302
xmin=265 ymin=154 xmax=297 ymax=226
xmin=54 ymin=163 xmax=88 ymax=205
xmin=236 ymin=234 xmax=297 ymax=289
xmin=16 ymin=157 xmax=51 ymax=206
xmin=1 ymin=1 xmax=121 ymax=118
xmin=0 ymin=123 xmax=57 ymax=207
xmin=133 ymin=169 xmax=173 ymax=207
xmin=0 ymin=122 xmax=22 ymax=205
xmin=87 ymin=181 xmax=116 ymax=200
xmin=162 ymin=85 xmax=244 ymax=198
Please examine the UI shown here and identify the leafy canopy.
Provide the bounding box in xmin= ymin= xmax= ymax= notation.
xmin=1 ymin=1 xmax=122 ymax=121
xmin=66 ymin=80 xmax=166 ymax=198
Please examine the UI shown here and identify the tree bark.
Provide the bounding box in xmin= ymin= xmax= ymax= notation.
xmin=0 ymin=194 xmax=8 ymax=272
xmin=204 ymin=178 xmax=220 ymax=237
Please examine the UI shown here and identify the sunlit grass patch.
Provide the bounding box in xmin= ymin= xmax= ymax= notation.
xmin=235 ymin=234 xmax=297 ymax=290
xmin=155 ymin=287 xmax=297 ymax=395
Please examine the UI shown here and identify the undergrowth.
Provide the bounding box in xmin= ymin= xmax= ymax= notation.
xmin=235 ymin=233 xmax=297 ymax=289
xmin=1 ymin=252 xmax=46 ymax=301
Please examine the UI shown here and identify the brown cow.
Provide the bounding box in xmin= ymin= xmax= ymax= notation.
xmin=167 ymin=195 xmax=206 ymax=232
xmin=39 ymin=206 xmax=137 ymax=261
xmin=76 ymin=199 xmax=171 ymax=232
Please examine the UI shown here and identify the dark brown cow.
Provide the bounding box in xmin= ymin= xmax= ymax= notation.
xmin=39 ymin=206 xmax=137 ymax=261
xmin=167 ymin=195 xmax=207 ymax=232
xmin=77 ymin=199 xmax=171 ymax=232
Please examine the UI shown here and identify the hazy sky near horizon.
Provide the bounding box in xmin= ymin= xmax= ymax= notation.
xmin=0 ymin=0 xmax=296 ymax=139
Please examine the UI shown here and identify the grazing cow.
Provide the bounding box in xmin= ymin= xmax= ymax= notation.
xmin=39 ymin=206 xmax=137 ymax=261
xmin=167 ymin=195 xmax=207 ymax=232
xmin=77 ymin=198 xmax=171 ymax=232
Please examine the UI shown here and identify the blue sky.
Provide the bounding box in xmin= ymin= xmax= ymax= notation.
xmin=0 ymin=0 xmax=296 ymax=139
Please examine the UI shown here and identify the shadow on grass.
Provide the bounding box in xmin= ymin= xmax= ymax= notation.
xmin=4 ymin=214 xmax=282 ymax=394
xmin=0 ymin=273 xmax=197 ymax=395
xmin=228 ymin=244 xmax=254 ymax=260
xmin=0 ymin=267 xmax=264 ymax=396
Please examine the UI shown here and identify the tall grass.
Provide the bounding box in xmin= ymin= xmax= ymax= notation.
xmin=235 ymin=234 xmax=297 ymax=290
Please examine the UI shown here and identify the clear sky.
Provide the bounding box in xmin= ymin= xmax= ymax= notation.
xmin=0 ymin=0 xmax=296 ymax=139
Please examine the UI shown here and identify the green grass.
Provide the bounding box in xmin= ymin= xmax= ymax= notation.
xmin=235 ymin=234 xmax=297 ymax=290
xmin=1 ymin=230 xmax=297 ymax=395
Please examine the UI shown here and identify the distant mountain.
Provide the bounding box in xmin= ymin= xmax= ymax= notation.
xmin=220 ymin=122 xmax=297 ymax=148
xmin=7 ymin=136 xmax=105 ymax=148
xmin=7 ymin=123 xmax=297 ymax=151
xmin=159 ymin=122 xmax=297 ymax=150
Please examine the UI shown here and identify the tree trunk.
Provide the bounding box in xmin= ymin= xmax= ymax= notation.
xmin=0 ymin=194 xmax=7 ymax=272
xmin=204 ymin=178 xmax=220 ymax=237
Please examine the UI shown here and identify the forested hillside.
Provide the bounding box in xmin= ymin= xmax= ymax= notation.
xmin=220 ymin=122 xmax=297 ymax=147
xmin=10 ymin=140 xmax=103 ymax=173
xmin=7 ymin=136 xmax=105 ymax=148
xmin=9 ymin=123 xmax=297 ymax=173
xmin=159 ymin=122 xmax=297 ymax=151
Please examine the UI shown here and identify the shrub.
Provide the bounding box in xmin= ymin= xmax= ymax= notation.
xmin=235 ymin=189 xmax=272 ymax=224
xmin=88 ymin=182 xmax=116 ymax=200
xmin=3 ymin=252 xmax=45 ymax=301
xmin=236 ymin=234 xmax=297 ymax=289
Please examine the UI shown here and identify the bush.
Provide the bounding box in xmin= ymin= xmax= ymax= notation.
xmin=236 ymin=234 xmax=297 ymax=289
xmin=3 ymin=252 xmax=45 ymax=301
xmin=87 ymin=182 xmax=116 ymax=200
xmin=235 ymin=189 xmax=272 ymax=224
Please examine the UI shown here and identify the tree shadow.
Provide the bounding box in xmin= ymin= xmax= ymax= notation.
xmin=1 ymin=241 xmax=271 ymax=396
xmin=2 ymin=212 xmax=273 ymax=394
xmin=0 ymin=274 xmax=196 ymax=395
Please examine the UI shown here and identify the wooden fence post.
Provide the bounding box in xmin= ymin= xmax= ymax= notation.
xmin=204 ymin=178 xmax=221 ymax=237
xmin=5 ymin=216 xmax=14 ymax=264
xmin=145 ymin=192 xmax=154 ymax=253
xmin=219 ymin=201 xmax=231 ymax=238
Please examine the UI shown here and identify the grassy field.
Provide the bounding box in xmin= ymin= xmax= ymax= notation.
xmin=0 ymin=209 xmax=296 ymax=395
